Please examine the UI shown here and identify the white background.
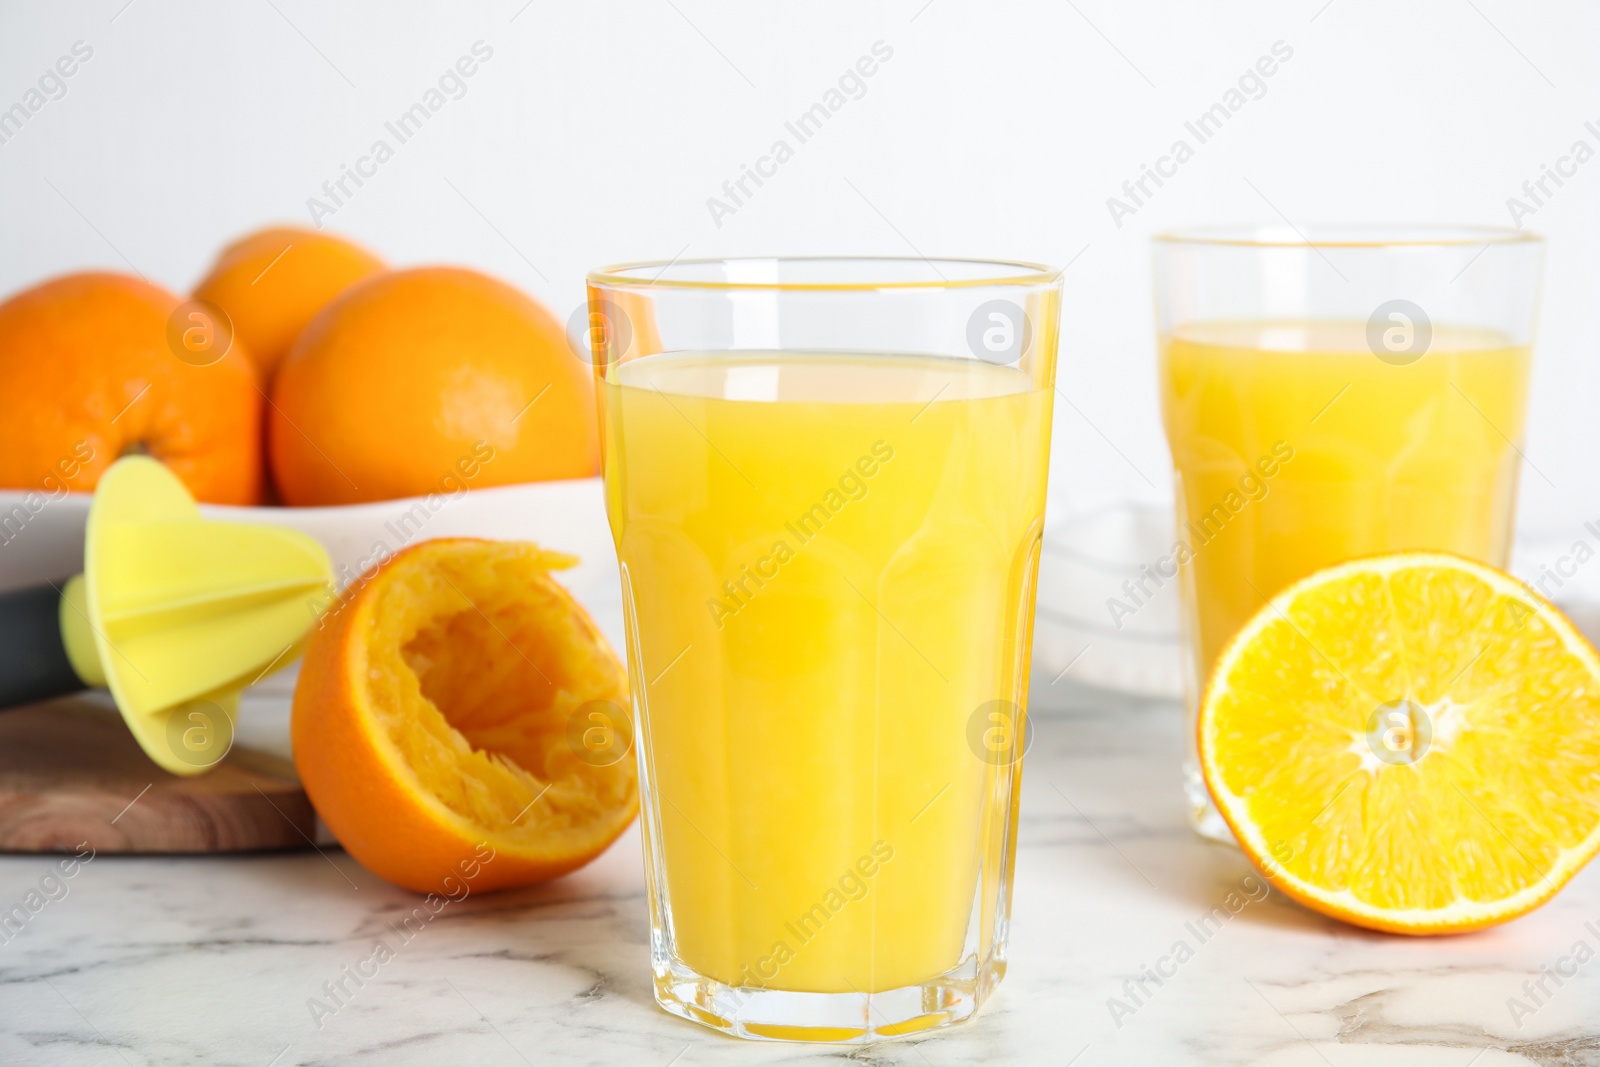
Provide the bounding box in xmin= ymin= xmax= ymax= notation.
xmin=0 ymin=0 xmax=1596 ymax=543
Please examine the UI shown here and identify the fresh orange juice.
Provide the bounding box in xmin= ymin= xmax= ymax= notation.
xmin=1160 ymin=320 xmax=1530 ymax=688
xmin=602 ymin=351 xmax=1050 ymax=994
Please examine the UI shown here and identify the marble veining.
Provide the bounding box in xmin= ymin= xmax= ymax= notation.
xmin=1 ymin=680 xmax=1596 ymax=1066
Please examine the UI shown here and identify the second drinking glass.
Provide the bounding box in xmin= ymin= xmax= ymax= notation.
xmin=1154 ymin=226 xmax=1543 ymax=840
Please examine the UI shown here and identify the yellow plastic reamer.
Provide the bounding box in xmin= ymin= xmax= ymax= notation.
xmin=0 ymin=456 xmax=333 ymax=775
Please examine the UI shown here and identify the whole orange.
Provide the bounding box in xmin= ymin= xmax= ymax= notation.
xmin=0 ymin=272 xmax=261 ymax=504
xmin=269 ymin=267 xmax=597 ymax=506
xmin=291 ymin=538 xmax=637 ymax=894
xmin=192 ymin=227 xmax=384 ymax=380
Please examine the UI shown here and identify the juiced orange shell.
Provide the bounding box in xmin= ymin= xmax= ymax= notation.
xmin=291 ymin=538 xmax=636 ymax=894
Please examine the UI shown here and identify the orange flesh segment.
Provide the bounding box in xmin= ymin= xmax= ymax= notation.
xmin=362 ymin=543 xmax=634 ymax=859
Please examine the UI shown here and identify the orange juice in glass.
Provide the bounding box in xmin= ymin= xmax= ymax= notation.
xmin=1153 ymin=227 xmax=1542 ymax=840
xmin=588 ymin=258 xmax=1060 ymax=1042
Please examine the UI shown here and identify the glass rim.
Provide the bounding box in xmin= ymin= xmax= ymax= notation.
xmin=587 ymin=255 xmax=1061 ymax=292
xmin=1153 ymin=223 xmax=1542 ymax=249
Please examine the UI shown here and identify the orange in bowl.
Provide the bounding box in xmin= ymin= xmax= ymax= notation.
xmin=291 ymin=538 xmax=636 ymax=893
xmin=192 ymin=226 xmax=385 ymax=380
xmin=269 ymin=266 xmax=598 ymax=506
xmin=0 ymin=271 xmax=261 ymax=504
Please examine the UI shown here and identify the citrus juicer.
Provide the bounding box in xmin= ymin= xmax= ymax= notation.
xmin=0 ymin=456 xmax=334 ymax=775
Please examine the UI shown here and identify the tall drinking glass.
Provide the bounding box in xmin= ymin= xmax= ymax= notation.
xmin=587 ymin=257 xmax=1060 ymax=1041
xmin=1154 ymin=226 xmax=1543 ymax=840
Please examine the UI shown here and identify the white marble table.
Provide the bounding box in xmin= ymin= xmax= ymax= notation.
xmin=1 ymin=678 xmax=1596 ymax=1066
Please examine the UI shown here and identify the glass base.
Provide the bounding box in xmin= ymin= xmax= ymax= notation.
xmin=651 ymin=950 xmax=1005 ymax=1043
xmin=1184 ymin=757 xmax=1238 ymax=844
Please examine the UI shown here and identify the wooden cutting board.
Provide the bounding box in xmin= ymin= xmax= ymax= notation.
xmin=0 ymin=696 xmax=315 ymax=853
